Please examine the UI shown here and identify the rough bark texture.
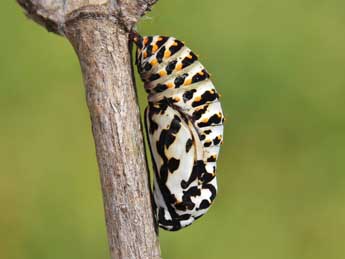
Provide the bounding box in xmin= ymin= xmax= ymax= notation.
xmin=17 ymin=0 xmax=157 ymax=34
xmin=17 ymin=1 xmax=161 ymax=259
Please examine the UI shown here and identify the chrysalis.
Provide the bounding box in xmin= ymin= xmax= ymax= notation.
xmin=132 ymin=32 xmax=224 ymax=231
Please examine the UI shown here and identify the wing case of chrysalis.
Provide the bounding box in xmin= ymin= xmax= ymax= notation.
xmin=131 ymin=31 xmax=224 ymax=231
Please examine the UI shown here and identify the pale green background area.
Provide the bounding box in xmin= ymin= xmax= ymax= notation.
xmin=1 ymin=1 xmax=345 ymax=258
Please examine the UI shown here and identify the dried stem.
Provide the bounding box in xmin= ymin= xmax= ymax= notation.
xmin=17 ymin=1 xmax=161 ymax=258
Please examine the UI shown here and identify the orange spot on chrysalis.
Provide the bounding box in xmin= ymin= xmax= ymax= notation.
xmin=159 ymin=70 xmax=167 ymax=77
xmin=150 ymin=59 xmax=158 ymax=65
xmin=164 ymin=50 xmax=172 ymax=58
xmin=194 ymin=96 xmax=201 ymax=102
xmin=152 ymin=44 xmax=158 ymax=53
xmin=175 ymin=63 xmax=183 ymax=71
xmin=166 ymin=82 xmax=174 ymax=88
xmin=143 ymin=37 xmax=148 ymax=45
xmin=184 ymin=78 xmax=192 ymax=86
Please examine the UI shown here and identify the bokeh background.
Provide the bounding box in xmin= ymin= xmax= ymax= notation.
xmin=1 ymin=0 xmax=345 ymax=258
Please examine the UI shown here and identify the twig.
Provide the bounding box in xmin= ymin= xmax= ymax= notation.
xmin=17 ymin=1 xmax=161 ymax=258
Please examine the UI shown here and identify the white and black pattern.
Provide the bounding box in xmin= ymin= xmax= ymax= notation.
xmin=132 ymin=32 xmax=224 ymax=231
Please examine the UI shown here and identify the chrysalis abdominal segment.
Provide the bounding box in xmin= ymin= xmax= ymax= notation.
xmin=132 ymin=32 xmax=224 ymax=231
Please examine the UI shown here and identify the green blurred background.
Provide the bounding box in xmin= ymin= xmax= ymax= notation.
xmin=1 ymin=0 xmax=345 ymax=258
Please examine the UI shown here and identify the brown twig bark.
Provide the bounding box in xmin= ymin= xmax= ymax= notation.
xmin=17 ymin=1 xmax=161 ymax=258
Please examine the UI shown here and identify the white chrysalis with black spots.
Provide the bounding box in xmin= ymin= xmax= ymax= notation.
xmin=132 ymin=32 xmax=224 ymax=231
